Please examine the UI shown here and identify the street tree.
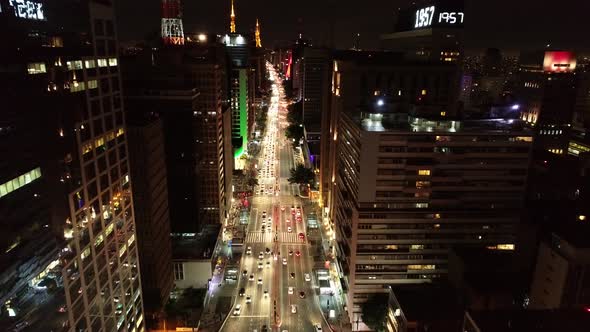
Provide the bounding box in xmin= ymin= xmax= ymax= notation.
xmin=288 ymin=164 xmax=315 ymax=186
xmin=361 ymin=293 xmax=389 ymax=332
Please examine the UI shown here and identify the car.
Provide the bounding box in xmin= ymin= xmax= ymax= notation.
xmin=298 ymin=232 xmax=305 ymax=240
xmin=246 ymin=296 xmax=252 ymax=303
xmin=288 ymin=250 xmax=293 ymax=256
xmin=257 ymin=278 xmax=263 ymax=285
xmin=290 ymin=272 xmax=295 ymax=279
xmin=291 ymin=304 xmax=297 ymax=314
xmin=299 ymin=291 xmax=305 ymax=298
xmin=263 ymin=290 xmax=269 ymax=298
xmin=258 ymin=253 xmax=264 ymax=259
xmin=304 ymin=273 xmax=311 ymax=282
xmin=249 ymin=274 xmax=255 ymax=281
xmin=314 ymin=324 xmax=322 ymax=332
xmin=281 ymin=206 xmax=285 ymax=211
xmin=239 ymin=288 xmax=245 ymax=297
xmin=287 ymin=226 xmax=292 ymax=233
xmin=258 ymin=262 xmax=263 ymax=269
xmin=242 ymin=270 xmax=248 ymax=276
xmin=265 ymin=247 xmax=271 ymax=254
xmin=288 ymin=287 xmax=294 ymax=294
xmin=296 ymin=211 xmax=301 ymax=217
xmin=266 ymin=261 xmax=271 ymax=268
xmin=233 ymin=304 xmax=242 ymax=316
xmin=282 ymin=258 xmax=287 ymax=265
xmin=261 ymin=325 xmax=269 ymax=332
xmin=295 ymin=250 xmax=301 ymax=257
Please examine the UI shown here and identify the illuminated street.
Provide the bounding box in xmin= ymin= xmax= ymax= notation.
xmin=220 ymin=64 xmax=327 ymax=332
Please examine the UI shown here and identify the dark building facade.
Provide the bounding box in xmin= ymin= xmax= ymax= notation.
xmin=126 ymin=114 xmax=173 ymax=313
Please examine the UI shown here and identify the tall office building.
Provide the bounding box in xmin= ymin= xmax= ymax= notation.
xmin=126 ymin=113 xmax=173 ymax=313
xmin=380 ymin=0 xmax=464 ymax=63
xmin=221 ymin=33 xmax=251 ymax=164
xmin=1 ymin=1 xmax=145 ymax=331
xmin=323 ymin=52 xmax=532 ymax=329
xmin=123 ymin=42 xmax=233 ymax=230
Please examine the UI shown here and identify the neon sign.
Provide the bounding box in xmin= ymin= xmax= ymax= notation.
xmin=414 ymin=5 xmax=464 ymax=29
xmin=9 ymin=0 xmax=45 ymax=21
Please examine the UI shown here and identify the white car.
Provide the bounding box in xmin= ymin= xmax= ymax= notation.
xmin=263 ymin=290 xmax=269 ymax=298
xmin=258 ymin=262 xmax=263 ymax=269
xmin=266 ymin=261 xmax=271 ymax=268
xmin=282 ymin=258 xmax=287 ymax=265
xmin=314 ymin=324 xmax=322 ymax=331
xmin=291 ymin=304 xmax=297 ymax=314
xmin=287 ymin=226 xmax=292 ymax=233
xmin=304 ymin=273 xmax=311 ymax=282
xmin=257 ymin=278 xmax=263 ymax=285
xmin=258 ymin=253 xmax=264 ymax=259
xmin=246 ymin=296 xmax=252 ymax=304
xmin=233 ymin=304 xmax=241 ymax=316
xmin=288 ymin=287 xmax=294 ymax=295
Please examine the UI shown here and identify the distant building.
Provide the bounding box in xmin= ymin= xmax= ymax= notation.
xmin=172 ymin=225 xmax=220 ymax=289
xmin=380 ymin=0 xmax=465 ymax=63
xmin=517 ymin=50 xmax=578 ymax=154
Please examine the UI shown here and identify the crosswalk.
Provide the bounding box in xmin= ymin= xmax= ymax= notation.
xmin=245 ymin=231 xmax=304 ymax=244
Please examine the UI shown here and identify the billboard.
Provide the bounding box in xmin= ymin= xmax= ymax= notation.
xmin=395 ymin=0 xmax=464 ymax=32
xmin=543 ymin=51 xmax=577 ymax=73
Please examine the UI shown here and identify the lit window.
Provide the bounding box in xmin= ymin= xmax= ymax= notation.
xmin=108 ymin=58 xmax=118 ymax=66
xmin=87 ymin=80 xmax=98 ymax=89
xmin=497 ymin=244 xmax=515 ymax=250
xmin=97 ymin=59 xmax=108 ymax=67
xmin=440 ymin=111 xmax=446 ymax=117
xmin=85 ymin=60 xmax=96 ymax=69
xmin=416 ymin=181 xmax=430 ymax=189
xmin=27 ymin=62 xmax=46 ymax=74
xmin=66 ymin=60 xmax=83 ymax=70
xmin=579 ymin=215 xmax=586 ymax=221
xmin=70 ymin=81 xmax=86 ymax=92
xmin=0 ymin=167 xmax=42 ymax=198
xmin=418 ymin=169 xmax=431 ymax=176
xmin=421 ymin=89 xmax=427 ymax=96
xmin=173 ymin=263 xmax=185 ymax=280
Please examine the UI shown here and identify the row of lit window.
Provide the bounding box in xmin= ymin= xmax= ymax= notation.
xmin=524 ymin=82 xmax=540 ymax=88
xmin=0 ymin=167 xmax=42 ymax=198
xmin=82 ymin=128 xmax=125 ymax=155
xmin=539 ymin=129 xmax=562 ymax=136
xmin=70 ymin=79 xmax=98 ymax=93
xmin=548 ymin=148 xmax=563 ymax=155
xmin=26 ymin=58 xmax=118 ymax=75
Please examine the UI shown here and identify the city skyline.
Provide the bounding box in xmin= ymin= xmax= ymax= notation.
xmin=117 ymin=0 xmax=590 ymax=53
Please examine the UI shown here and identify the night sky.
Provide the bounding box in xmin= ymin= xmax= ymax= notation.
xmin=116 ymin=0 xmax=590 ymax=54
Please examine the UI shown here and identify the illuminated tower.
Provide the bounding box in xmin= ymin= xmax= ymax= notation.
xmin=255 ymin=18 xmax=262 ymax=48
xmin=230 ymin=0 xmax=236 ymax=33
xmin=161 ymin=0 xmax=185 ymax=45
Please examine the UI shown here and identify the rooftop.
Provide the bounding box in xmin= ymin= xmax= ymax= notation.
xmin=392 ymin=284 xmax=463 ymax=323
xmin=468 ymin=309 xmax=590 ymax=332
xmin=172 ymin=224 xmax=220 ymax=260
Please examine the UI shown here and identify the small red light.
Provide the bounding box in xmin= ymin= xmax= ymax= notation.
xmin=585 ymin=307 xmax=590 ymax=313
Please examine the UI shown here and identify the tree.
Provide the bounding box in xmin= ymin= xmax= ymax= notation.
xmin=285 ymin=124 xmax=304 ymax=142
xmin=288 ymin=164 xmax=315 ymax=186
xmin=247 ymin=176 xmax=259 ymax=189
xmin=287 ymin=100 xmax=303 ymax=125
xmin=361 ymin=293 xmax=389 ymax=332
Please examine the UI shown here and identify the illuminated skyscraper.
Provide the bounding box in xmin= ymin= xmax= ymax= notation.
xmin=1 ymin=1 xmax=145 ymax=331
xmin=255 ymin=18 xmax=262 ymax=48
xmin=230 ymin=0 xmax=236 ymax=33
xmin=161 ymin=0 xmax=185 ymax=45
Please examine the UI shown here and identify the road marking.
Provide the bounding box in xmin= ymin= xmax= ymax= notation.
xmin=230 ymin=315 xmax=268 ymax=318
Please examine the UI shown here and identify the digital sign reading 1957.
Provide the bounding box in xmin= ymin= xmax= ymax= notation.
xmin=414 ymin=6 xmax=464 ymax=29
